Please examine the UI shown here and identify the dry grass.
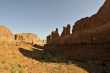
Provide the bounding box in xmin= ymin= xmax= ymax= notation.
xmin=0 ymin=41 xmax=109 ymax=73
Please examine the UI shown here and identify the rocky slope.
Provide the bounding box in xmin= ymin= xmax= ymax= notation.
xmin=0 ymin=25 xmax=13 ymax=41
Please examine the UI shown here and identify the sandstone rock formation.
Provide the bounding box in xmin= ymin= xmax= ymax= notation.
xmin=72 ymin=0 xmax=110 ymax=32
xmin=47 ymin=35 xmax=51 ymax=43
xmin=0 ymin=25 xmax=44 ymax=45
xmin=46 ymin=24 xmax=71 ymax=45
xmin=61 ymin=24 xmax=71 ymax=37
xmin=46 ymin=28 xmax=59 ymax=43
xmin=15 ymin=33 xmax=42 ymax=45
xmin=51 ymin=28 xmax=59 ymax=40
xmin=0 ymin=25 xmax=13 ymax=41
xmin=45 ymin=0 xmax=110 ymax=61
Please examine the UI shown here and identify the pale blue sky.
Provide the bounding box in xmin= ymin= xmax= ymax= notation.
xmin=0 ymin=0 xmax=105 ymax=38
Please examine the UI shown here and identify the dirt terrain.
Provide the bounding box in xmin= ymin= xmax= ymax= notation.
xmin=0 ymin=0 xmax=110 ymax=73
xmin=0 ymin=40 xmax=109 ymax=73
xmin=0 ymin=41 xmax=88 ymax=73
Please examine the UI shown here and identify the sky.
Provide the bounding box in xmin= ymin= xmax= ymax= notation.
xmin=0 ymin=0 xmax=105 ymax=39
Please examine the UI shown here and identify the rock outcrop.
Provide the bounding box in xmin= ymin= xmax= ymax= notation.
xmin=45 ymin=0 xmax=110 ymax=61
xmin=0 ymin=25 xmax=44 ymax=45
xmin=61 ymin=24 xmax=71 ymax=37
xmin=72 ymin=0 xmax=110 ymax=32
xmin=46 ymin=28 xmax=59 ymax=43
xmin=46 ymin=24 xmax=71 ymax=44
xmin=0 ymin=25 xmax=13 ymax=41
xmin=15 ymin=33 xmax=42 ymax=45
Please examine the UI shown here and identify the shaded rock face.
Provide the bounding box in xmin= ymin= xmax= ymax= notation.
xmin=46 ymin=28 xmax=60 ymax=43
xmin=61 ymin=24 xmax=71 ymax=37
xmin=69 ymin=0 xmax=110 ymax=61
xmin=15 ymin=33 xmax=41 ymax=44
xmin=45 ymin=0 xmax=110 ymax=61
xmin=0 ymin=25 xmax=13 ymax=41
xmin=46 ymin=24 xmax=71 ymax=43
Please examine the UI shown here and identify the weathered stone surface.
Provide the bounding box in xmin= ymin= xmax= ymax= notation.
xmin=51 ymin=28 xmax=59 ymax=40
xmin=72 ymin=0 xmax=110 ymax=33
xmin=66 ymin=0 xmax=110 ymax=61
xmin=45 ymin=0 xmax=110 ymax=61
xmin=15 ymin=33 xmax=41 ymax=45
xmin=0 ymin=25 xmax=13 ymax=41
xmin=46 ymin=35 xmax=51 ymax=43
xmin=61 ymin=24 xmax=71 ymax=37
xmin=46 ymin=28 xmax=59 ymax=44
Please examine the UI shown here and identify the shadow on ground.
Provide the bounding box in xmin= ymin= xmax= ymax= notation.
xmin=19 ymin=47 xmax=110 ymax=73
xmin=19 ymin=47 xmax=65 ymax=63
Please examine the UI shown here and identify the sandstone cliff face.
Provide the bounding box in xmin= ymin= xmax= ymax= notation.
xmin=45 ymin=0 xmax=110 ymax=61
xmin=15 ymin=33 xmax=42 ymax=45
xmin=72 ymin=0 xmax=110 ymax=32
xmin=68 ymin=0 xmax=110 ymax=60
xmin=0 ymin=25 xmax=13 ymax=41
xmin=61 ymin=24 xmax=71 ymax=37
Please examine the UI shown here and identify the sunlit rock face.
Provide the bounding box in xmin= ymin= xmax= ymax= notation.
xmin=15 ymin=33 xmax=42 ymax=45
xmin=0 ymin=25 xmax=13 ymax=41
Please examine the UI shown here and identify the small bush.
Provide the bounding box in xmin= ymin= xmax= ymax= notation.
xmin=11 ymin=64 xmax=25 ymax=73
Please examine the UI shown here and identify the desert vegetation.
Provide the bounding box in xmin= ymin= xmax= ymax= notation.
xmin=0 ymin=0 xmax=110 ymax=73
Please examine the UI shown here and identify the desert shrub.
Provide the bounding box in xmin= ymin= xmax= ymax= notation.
xmin=11 ymin=64 xmax=25 ymax=73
